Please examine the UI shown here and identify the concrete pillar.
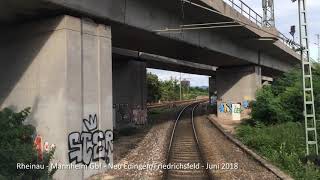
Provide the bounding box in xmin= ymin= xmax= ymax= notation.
xmin=112 ymin=59 xmax=147 ymax=128
xmin=216 ymin=66 xmax=261 ymax=119
xmin=0 ymin=15 xmax=113 ymax=179
xmin=209 ymin=76 xmax=217 ymax=105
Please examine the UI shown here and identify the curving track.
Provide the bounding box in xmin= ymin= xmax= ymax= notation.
xmin=165 ymin=103 xmax=210 ymax=180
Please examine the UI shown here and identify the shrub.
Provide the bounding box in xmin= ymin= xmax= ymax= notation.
xmin=251 ymin=86 xmax=292 ymax=124
xmin=0 ymin=108 xmax=56 ymax=179
xmin=236 ymin=122 xmax=320 ymax=179
xmin=251 ymin=65 xmax=320 ymax=124
xmin=237 ymin=65 xmax=320 ymax=179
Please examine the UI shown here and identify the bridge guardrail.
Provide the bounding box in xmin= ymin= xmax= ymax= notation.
xmin=224 ymin=0 xmax=300 ymax=52
xmin=226 ymin=0 xmax=263 ymax=26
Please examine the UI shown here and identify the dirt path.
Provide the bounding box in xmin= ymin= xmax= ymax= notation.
xmin=194 ymin=116 xmax=279 ymax=180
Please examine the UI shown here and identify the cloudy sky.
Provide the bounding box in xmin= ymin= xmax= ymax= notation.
xmin=148 ymin=0 xmax=320 ymax=87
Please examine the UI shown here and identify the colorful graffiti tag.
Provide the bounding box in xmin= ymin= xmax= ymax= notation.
xmin=33 ymin=135 xmax=55 ymax=161
xmin=219 ymin=100 xmax=250 ymax=113
xmin=68 ymin=114 xmax=113 ymax=166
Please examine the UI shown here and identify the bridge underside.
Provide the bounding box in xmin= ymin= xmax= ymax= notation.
xmin=113 ymin=48 xmax=217 ymax=76
xmin=0 ymin=0 xmax=300 ymax=73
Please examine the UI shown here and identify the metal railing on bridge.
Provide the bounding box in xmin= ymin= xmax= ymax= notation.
xmin=226 ymin=0 xmax=263 ymax=26
xmin=224 ymin=0 xmax=317 ymax=63
xmin=225 ymin=0 xmax=292 ymax=48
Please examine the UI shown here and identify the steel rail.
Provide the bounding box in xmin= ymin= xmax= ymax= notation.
xmin=164 ymin=101 xmax=210 ymax=179
xmin=166 ymin=102 xmax=195 ymax=163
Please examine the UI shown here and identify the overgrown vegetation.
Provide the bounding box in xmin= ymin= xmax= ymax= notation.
xmin=251 ymin=64 xmax=320 ymax=125
xmin=0 ymin=108 xmax=57 ymax=179
xmin=236 ymin=65 xmax=320 ymax=179
xmin=147 ymin=72 xmax=208 ymax=103
xmin=148 ymin=106 xmax=181 ymax=123
xmin=237 ymin=122 xmax=320 ymax=179
xmin=147 ymin=73 xmax=162 ymax=103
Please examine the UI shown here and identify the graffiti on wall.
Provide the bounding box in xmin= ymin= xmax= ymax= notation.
xmin=33 ymin=135 xmax=56 ymax=161
xmin=114 ymin=104 xmax=130 ymax=122
xmin=68 ymin=114 xmax=113 ymax=166
xmin=114 ymin=104 xmax=147 ymax=125
xmin=218 ymin=102 xmax=233 ymax=113
xmin=218 ymin=100 xmax=250 ymax=113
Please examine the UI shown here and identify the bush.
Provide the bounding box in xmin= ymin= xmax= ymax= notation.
xmin=236 ymin=122 xmax=320 ymax=179
xmin=251 ymin=86 xmax=292 ymax=124
xmin=251 ymin=65 xmax=320 ymax=124
xmin=0 ymin=108 xmax=56 ymax=179
xmin=238 ymin=65 xmax=320 ymax=179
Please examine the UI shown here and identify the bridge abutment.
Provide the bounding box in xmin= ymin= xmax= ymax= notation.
xmin=0 ymin=15 xmax=113 ymax=179
xmin=216 ymin=65 xmax=262 ymax=120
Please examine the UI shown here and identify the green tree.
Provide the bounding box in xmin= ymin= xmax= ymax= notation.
xmin=147 ymin=72 xmax=162 ymax=103
xmin=160 ymin=78 xmax=180 ymax=101
xmin=146 ymin=73 xmax=210 ymax=102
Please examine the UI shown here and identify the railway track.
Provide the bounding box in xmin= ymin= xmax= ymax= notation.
xmin=165 ymin=102 xmax=211 ymax=180
xmin=147 ymin=98 xmax=208 ymax=110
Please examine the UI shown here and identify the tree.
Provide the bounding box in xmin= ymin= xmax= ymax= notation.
xmin=147 ymin=73 xmax=210 ymax=102
xmin=160 ymin=78 xmax=180 ymax=101
xmin=147 ymin=72 xmax=162 ymax=103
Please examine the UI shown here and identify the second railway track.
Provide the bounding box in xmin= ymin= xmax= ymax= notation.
xmin=165 ymin=102 xmax=210 ymax=180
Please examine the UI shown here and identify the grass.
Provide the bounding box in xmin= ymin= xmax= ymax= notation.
xmin=236 ymin=122 xmax=320 ymax=179
xmin=147 ymin=106 xmax=182 ymax=123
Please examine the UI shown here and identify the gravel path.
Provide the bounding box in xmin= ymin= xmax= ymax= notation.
xmin=93 ymin=121 xmax=173 ymax=180
xmin=194 ymin=116 xmax=279 ymax=180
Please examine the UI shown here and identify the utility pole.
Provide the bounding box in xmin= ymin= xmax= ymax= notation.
xmin=262 ymin=0 xmax=275 ymax=27
xmin=179 ymin=73 xmax=182 ymax=101
xmin=316 ymin=34 xmax=320 ymax=62
xmin=292 ymin=0 xmax=319 ymax=155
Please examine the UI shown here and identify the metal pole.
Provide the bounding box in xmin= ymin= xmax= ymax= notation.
xmin=297 ymin=0 xmax=319 ymax=155
xmin=180 ymin=73 xmax=182 ymax=101
xmin=317 ymin=34 xmax=320 ymax=62
xmin=262 ymin=0 xmax=275 ymax=27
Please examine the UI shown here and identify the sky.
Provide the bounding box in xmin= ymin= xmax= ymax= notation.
xmin=148 ymin=0 xmax=320 ymax=87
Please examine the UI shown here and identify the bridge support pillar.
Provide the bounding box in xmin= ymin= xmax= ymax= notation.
xmin=216 ymin=65 xmax=261 ymax=120
xmin=0 ymin=15 xmax=113 ymax=179
xmin=113 ymin=59 xmax=147 ymax=129
xmin=209 ymin=76 xmax=217 ymax=105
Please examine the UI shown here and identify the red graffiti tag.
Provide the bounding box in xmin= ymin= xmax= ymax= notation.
xmin=34 ymin=135 xmax=43 ymax=161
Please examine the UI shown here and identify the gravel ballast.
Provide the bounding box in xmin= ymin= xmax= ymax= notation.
xmin=93 ymin=121 xmax=173 ymax=179
xmin=194 ymin=116 xmax=280 ymax=180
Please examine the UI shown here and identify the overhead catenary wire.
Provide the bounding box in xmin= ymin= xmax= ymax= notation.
xmin=154 ymin=24 xmax=243 ymax=33
xmin=180 ymin=21 xmax=237 ymax=27
xmin=181 ymin=0 xmax=221 ymax=15
xmin=154 ymin=0 xmax=303 ymax=49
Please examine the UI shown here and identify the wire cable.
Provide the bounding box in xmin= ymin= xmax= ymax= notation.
xmin=154 ymin=0 xmax=303 ymax=49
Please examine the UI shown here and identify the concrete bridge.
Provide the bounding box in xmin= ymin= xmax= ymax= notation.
xmin=0 ymin=0 xmax=300 ymax=179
